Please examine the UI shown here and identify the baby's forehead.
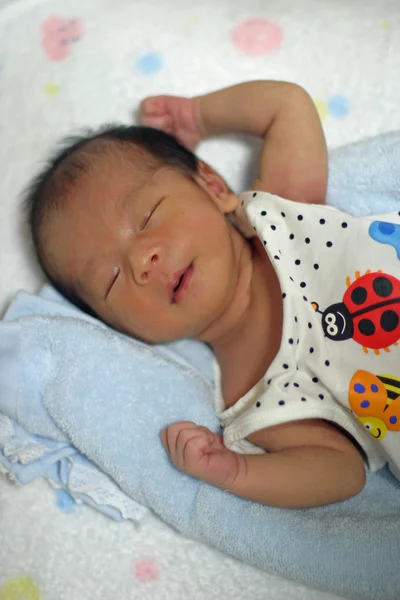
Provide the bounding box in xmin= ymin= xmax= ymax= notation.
xmin=74 ymin=136 xmax=155 ymax=173
xmin=51 ymin=138 xmax=155 ymax=206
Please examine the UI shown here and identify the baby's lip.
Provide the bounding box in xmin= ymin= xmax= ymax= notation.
xmin=169 ymin=264 xmax=193 ymax=303
xmin=169 ymin=267 xmax=187 ymax=302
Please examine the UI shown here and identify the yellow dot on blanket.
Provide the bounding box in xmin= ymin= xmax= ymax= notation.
xmin=381 ymin=21 xmax=391 ymax=29
xmin=313 ymin=98 xmax=328 ymax=122
xmin=45 ymin=82 xmax=60 ymax=96
xmin=188 ymin=15 xmax=201 ymax=24
xmin=0 ymin=576 xmax=41 ymax=600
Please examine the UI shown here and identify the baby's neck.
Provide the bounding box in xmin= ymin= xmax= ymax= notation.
xmin=211 ymin=237 xmax=283 ymax=407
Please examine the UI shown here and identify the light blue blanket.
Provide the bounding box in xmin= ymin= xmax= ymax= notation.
xmin=1 ymin=132 xmax=400 ymax=600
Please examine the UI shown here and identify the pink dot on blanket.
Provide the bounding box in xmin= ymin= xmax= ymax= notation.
xmin=41 ymin=17 xmax=84 ymax=61
xmin=134 ymin=558 xmax=160 ymax=583
xmin=232 ymin=19 xmax=283 ymax=55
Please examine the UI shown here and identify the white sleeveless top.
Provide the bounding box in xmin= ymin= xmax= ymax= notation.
xmin=215 ymin=191 xmax=400 ymax=480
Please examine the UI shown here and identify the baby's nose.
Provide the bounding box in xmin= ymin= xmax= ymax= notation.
xmin=130 ymin=242 xmax=162 ymax=286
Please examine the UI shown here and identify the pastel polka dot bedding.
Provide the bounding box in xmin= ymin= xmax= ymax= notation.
xmin=1 ymin=1 xmax=400 ymax=600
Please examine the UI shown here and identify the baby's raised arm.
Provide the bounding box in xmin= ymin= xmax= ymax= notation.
xmin=141 ymin=80 xmax=328 ymax=204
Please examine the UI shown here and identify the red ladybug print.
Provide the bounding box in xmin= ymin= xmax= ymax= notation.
xmin=313 ymin=270 xmax=400 ymax=354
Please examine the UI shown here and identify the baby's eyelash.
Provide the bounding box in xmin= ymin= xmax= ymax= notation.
xmin=141 ymin=197 xmax=165 ymax=229
xmin=141 ymin=210 xmax=153 ymax=229
xmin=105 ymin=267 xmax=120 ymax=299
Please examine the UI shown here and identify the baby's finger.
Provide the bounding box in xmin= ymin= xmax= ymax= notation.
xmin=160 ymin=428 xmax=169 ymax=452
xmin=196 ymin=425 xmax=215 ymax=443
xmin=162 ymin=421 xmax=197 ymax=455
xmin=140 ymin=96 xmax=167 ymax=117
xmin=175 ymin=427 xmax=209 ymax=470
xmin=180 ymin=432 xmax=211 ymax=471
xmin=140 ymin=114 xmax=173 ymax=132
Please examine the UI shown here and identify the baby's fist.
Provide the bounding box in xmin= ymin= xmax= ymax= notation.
xmin=140 ymin=95 xmax=202 ymax=150
xmin=161 ymin=421 xmax=240 ymax=489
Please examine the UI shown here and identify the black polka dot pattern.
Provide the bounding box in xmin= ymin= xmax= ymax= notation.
xmin=249 ymin=193 xmax=352 ymax=316
xmin=234 ymin=193 xmax=354 ymax=438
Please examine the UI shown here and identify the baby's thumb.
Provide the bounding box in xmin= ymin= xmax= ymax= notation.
xmin=140 ymin=96 xmax=166 ymax=117
xmin=140 ymin=114 xmax=173 ymax=133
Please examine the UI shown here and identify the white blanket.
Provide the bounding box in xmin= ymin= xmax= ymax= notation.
xmin=1 ymin=1 xmax=400 ymax=598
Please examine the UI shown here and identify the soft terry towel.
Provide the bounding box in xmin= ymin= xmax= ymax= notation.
xmin=1 ymin=132 xmax=400 ymax=600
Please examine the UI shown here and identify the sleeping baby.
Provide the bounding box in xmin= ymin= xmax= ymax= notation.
xmin=25 ymin=81 xmax=400 ymax=508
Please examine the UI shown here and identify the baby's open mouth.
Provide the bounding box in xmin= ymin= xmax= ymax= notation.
xmin=174 ymin=273 xmax=185 ymax=293
xmin=170 ymin=263 xmax=194 ymax=304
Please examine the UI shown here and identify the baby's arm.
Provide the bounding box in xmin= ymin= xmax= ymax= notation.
xmin=161 ymin=418 xmax=366 ymax=508
xmin=195 ymin=81 xmax=328 ymax=204
xmin=141 ymin=81 xmax=328 ymax=204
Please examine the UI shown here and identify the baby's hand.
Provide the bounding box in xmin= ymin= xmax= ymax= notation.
xmin=161 ymin=421 xmax=241 ymax=489
xmin=140 ymin=95 xmax=202 ymax=150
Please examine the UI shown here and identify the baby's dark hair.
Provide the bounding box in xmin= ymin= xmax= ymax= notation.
xmin=24 ymin=124 xmax=199 ymax=313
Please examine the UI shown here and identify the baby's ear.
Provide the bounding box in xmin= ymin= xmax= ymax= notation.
xmin=196 ymin=160 xmax=237 ymax=212
xmin=216 ymin=192 xmax=238 ymax=214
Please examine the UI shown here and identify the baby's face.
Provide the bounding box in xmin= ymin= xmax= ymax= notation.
xmin=46 ymin=151 xmax=242 ymax=343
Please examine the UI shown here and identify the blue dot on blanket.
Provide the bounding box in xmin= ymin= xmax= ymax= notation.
xmin=136 ymin=52 xmax=163 ymax=75
xmin=328 ymin=94 xmax=349 ymax=118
